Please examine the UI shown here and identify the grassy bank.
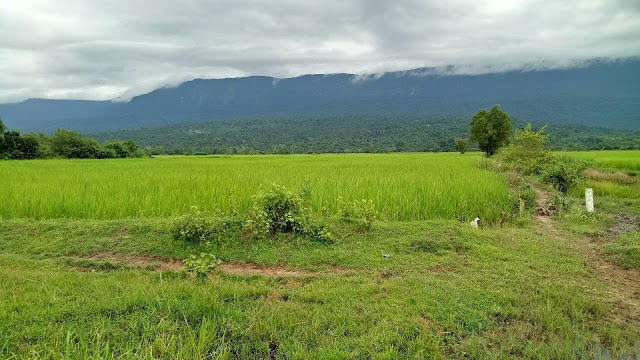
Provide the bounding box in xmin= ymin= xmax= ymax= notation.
xmin=1 ymin=218 xmax=638 ymax=359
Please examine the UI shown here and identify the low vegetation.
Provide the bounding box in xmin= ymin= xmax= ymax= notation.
xmin=1 ymin=215 xmax=639 ymax=358
xmin=0 ymin=118 xmax=145 ymax=159
xmin=0 ymin=153 xmax=513 ymax=223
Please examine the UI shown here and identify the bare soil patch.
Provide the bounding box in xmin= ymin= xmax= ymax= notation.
xmin=218 ymin=262 xmax=350 ymax=277
xmin=67 ymin=253 xmax=184 ymax=271
xmin=66 ymin=253 xmax=349 ymax=277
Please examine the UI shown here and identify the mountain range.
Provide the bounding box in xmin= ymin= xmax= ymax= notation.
xmin=1 ymin=59 xmax=639 ymax=132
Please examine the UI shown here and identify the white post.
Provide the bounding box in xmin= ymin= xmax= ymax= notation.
xmin=585 ymin=188 xmax=594 ymax=213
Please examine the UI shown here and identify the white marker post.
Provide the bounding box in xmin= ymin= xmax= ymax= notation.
xmin=585 ymin=188 xmax=594 ymax=213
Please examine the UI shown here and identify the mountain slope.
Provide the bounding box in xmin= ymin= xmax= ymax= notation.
xmin=2 ymin=59 xmax=639 ymax=132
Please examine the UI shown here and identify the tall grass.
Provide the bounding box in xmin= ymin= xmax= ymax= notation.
xmin=0 ymin=153 xmax=511 ymax=223
xmin=562 ymin=150 xmax=640 ymax=171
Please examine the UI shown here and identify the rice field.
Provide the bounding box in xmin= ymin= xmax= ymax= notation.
xmin=0 ymin=153 xmax=512 ymax=223
xmin=562 ymin=150 xmax=640 ymax=171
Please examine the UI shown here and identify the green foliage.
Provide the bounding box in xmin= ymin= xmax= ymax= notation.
xmin=182 ymin=252 xmax=222 ymax=278
xmin=338 ymin=197 xmax=378 ymax=231
xmin=102 ymin=139 xmax=145 ymax=158
xmin=499 ymin=123 xmax=553 ymax=174
xmin=91 ymin=115 xmax=640 ymax=155
xmin=173 ymin=206 xmax=213 ymax=243
xmin=250 ymin=184 xmax=309 ymax=236
xmin=0 ymin=126 xmax=143 ymax=160
xmin=470 ymin=105 xmax=513 ymax=157
xmin=248 ymin=184 xmax=333 ymax=242
xmin=454 ymin=138 xmax=469 ymax=154
xmin=173 ymin=206 xmax=243 ymax=245
xmin=517 ymin=184 xmax=538 ymax=211
xmin=541 ymin=156 xmax=589 ymax=193
xmin=549 ymin=192 xmax=571 ymax=213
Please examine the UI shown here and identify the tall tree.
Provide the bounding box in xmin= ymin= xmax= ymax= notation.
xmin=470 ymin=105 xmax=512 ymax=157
xmin=454 ymin=138 xmax=469 ymax=154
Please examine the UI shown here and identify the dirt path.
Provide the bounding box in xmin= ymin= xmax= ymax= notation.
xmin=533 ymin=186 xmax=640 ymax=322
xmin=218 ymin=262 xmax=349 ymax=276
xmin=67 ymin=252 xmax=348 ymax=277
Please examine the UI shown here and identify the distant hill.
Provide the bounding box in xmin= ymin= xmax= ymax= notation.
xmin=2 ymin=59 xmax=640 ymax=132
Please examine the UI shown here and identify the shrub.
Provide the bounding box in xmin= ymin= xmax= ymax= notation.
xmin=540 ymin=156 xmax=589 ymax=193
xmin=182 ymin=253 xmax=222 ymax=278
xmin=498 ymin=123 xmax=553 ymax=175
xmin=248 ymin=184 xmax=333 ymax=242
xmin=250 ymin=184 xmax=308 ymax=236
xmin=174 ymin=206 xmax=212 ymax=243
xmin=173 ymin=206 xmax=243 ymax=245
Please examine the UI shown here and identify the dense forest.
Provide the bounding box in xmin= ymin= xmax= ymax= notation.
xmin=0 ymin=118 xmax=145 ymax=160
xmin=92 ymin=115 xmax=640 ymax=155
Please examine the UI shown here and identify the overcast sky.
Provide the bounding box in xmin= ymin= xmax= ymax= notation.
xmin=1 ymin=0 xmax=639 ymax=103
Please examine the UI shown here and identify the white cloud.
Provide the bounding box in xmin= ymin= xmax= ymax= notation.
xmin=0 ymin=0 xmax=639 ymax=102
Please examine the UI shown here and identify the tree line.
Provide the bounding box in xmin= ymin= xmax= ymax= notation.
xmin=92 ymin=114 xmax=640 ymax=155
xmin=0 ymin=118 xmax=146 ymax=160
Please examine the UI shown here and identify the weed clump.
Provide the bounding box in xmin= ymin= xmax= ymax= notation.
xmin=182 ymin=253 xmax=222 ymax=278
xmin=540 ymin=156 xmax=589 ymax=193
xmin=173 ymin=206 xmax=243 ymax=245
xmin=174 ymin=184 xmax=335 ymax=245
xmin=338 ymin=197 xmax=378 ymax=232
xmin=247 ymin=184 xmax=333 ymax=243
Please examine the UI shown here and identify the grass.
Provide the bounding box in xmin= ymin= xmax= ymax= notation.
xmin=0 ymin=153 xmax=511 ymax=223
xmin=605 ymin=232 xmax=640 ymax=270
xmin=560 ymin=150 xmax=640 ymax=277
xmin=562 ymin=150 xmax=640 ymax=172
xmin=1 ymin=217 xmax=638 ymax=359
xmin=2 ymin=150 xmax=640 ymax=358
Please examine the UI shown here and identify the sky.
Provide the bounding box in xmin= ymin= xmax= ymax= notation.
xmin=1 ymin=0 xmax=639 ymax=103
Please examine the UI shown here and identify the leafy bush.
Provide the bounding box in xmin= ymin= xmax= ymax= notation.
xmin=498 ymin=124 xmax=553 ymax=175
xmin=182 ymin=253 xmax=222 ymax=278
xmin=540 ymin=156 xmax=589 ymax=193
xmin=174 ymin=206 xmax=212 ymax=243
xmin=250 ymin=184 xmax=309 ymax=236
xmin=338 ymin=197 xmax=378 ymax=231
xmin=173 ymin=206 xmax=243 ymax=245
xmin=248 ymin=184 xmax=333 ymax=242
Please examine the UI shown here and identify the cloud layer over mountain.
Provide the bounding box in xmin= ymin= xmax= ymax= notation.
xmin=1 ymin=0 xmax=639 ymax=102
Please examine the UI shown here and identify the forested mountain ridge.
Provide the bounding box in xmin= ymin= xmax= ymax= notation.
xmin=2 ymin=59 xmax=639 ymax=132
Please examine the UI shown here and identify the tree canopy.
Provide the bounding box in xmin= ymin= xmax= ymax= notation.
xmin=470 ymin=105 xmax=513 ymax=157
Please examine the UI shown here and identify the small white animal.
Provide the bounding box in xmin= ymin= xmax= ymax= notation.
xmin=470 ymin=217 xmax=480 ymax=228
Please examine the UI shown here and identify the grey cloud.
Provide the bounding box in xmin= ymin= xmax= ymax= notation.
xmin=0 ymin=0 xmax=639 ymax=102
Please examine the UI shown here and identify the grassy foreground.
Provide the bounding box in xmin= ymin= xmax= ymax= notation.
xmin=2 ymin=151 xmax=640 ymax=358
xmin=1 ymin=217 xmax=639 ymax=359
